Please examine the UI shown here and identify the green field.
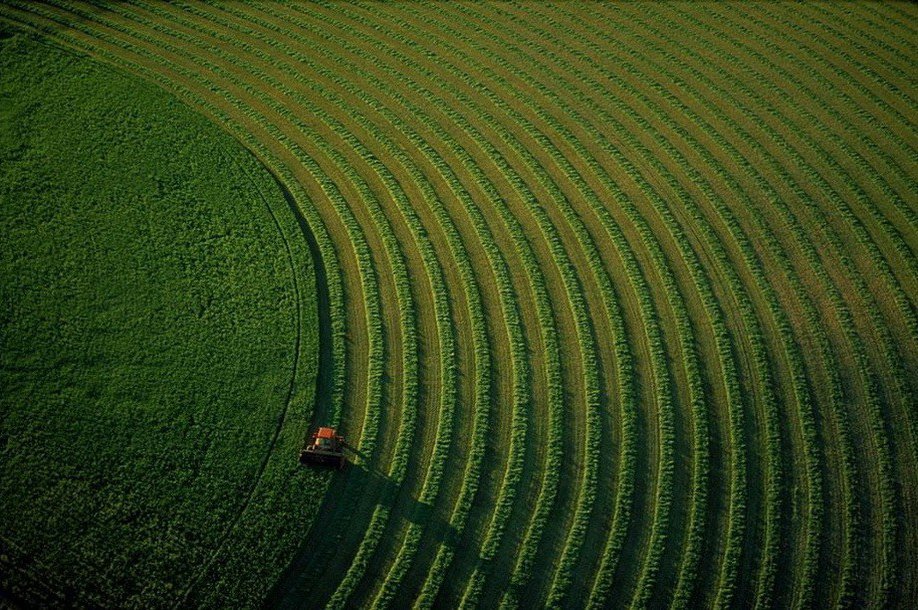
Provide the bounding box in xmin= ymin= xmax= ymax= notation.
xmin=0 ymin=29 xmax=322 ymax=608
xmin=0 ymin=1 xmax=915 ymax=609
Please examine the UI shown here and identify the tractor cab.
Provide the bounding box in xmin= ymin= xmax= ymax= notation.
xmin=300 ymin=426 xmax=346 ymax=469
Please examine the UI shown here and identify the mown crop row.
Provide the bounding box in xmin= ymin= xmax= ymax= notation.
xmin=0 ymin=5 xmax=792 ymax=608
xmin=270 ymin=7 xmax=584 ymax=599
xmin=616 ymin=3 xmax=904 ymax=604
xmin=199 ymin=2 xmax=548 ymax=604
xmin=184 ymin=4 xmax=498 ymax=602
xmin=455 ymin=7 xmax=756 ymax=607
xmin=586 ymin=15 xmax=823 ymax=606
xmin=698 ymin=3 xmax=918 ymax=403
xmin=695 ymin=0 xmax=917 ymax=491
xmin=276 ymin=11 xmax=560 ymax=604
xmin=2 ymin=2 xmax=913 ymax=608
xmin=528 ymin=1 xmax=908 ymax=604
xmin=616 ymin=9 xmax=861 ymax=605
xmin=249 ymin=15 xmax=539 ymax=605
xmin=517 ymin=8 xmax=782 ymax=604
xmin=524 ymin=7 xmax=804 ymax=606
xmin=805 ymin=2 xmax=914 ymax=80
xmin=286 ymin=2 xmax=624 ymax=604
xmin=387 ymin=7 xmax=688 ymax=608
xmin=645 ymin=7 xmax=903 ymax=604
xmin=432 ymin=3 xmax=760 ymax=604
xmin=866 ymin=1 xmax=918 ymax=38
xmin=342 ymin=8 xmax=621 ymax=608
xmin=474 ymin=2 xmax=904 ymax=604
xmin=516 ymin=4 xmax=876 ymax=604
xmin=706 ymin=4 xmax=918 ymax=327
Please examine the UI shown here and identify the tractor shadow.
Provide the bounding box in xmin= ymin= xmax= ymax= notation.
xmin=267 ymin=445 xmax=463 ymax=608
xmin=340 ymin=444 xmax=461 ymax=546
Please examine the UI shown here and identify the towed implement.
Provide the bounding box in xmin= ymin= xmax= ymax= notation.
xmin=300 ymin=426 xmax=346 ymax=469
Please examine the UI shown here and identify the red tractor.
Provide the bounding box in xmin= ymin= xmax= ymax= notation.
xmin=300 ymin=426 xmax=346 ymax=469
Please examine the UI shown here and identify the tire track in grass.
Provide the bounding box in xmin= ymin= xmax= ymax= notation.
xmin=175 ymin=143 xmax=305 ymax=607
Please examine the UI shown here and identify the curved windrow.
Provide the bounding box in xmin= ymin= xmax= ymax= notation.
xmin=0 ymin=2 xmax=914 ymax=609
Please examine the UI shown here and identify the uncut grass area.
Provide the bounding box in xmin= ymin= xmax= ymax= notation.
xmin=0 ymin=31 xmax=323 ymax=608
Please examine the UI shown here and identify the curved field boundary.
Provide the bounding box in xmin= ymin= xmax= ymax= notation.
xmin=18 ymin=2 xmax=536 ymax=604
xmin=241 ymin=3 xmax=552 ymax=604
xmin=0 ymin=4 xmax=391 ymax=607
xmin=176 ymin=142 xmax=309 ymax=605
xmin=0 ymin=16 xmax=335 ymax=608
xmin=260 ymin=5 xmax=584 ymax=608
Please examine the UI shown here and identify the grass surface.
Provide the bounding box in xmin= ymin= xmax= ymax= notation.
xmin=0 ymin=30 xmax=322 ymax=609
xmin=0 ymin=2 xmax=915 ymax=608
